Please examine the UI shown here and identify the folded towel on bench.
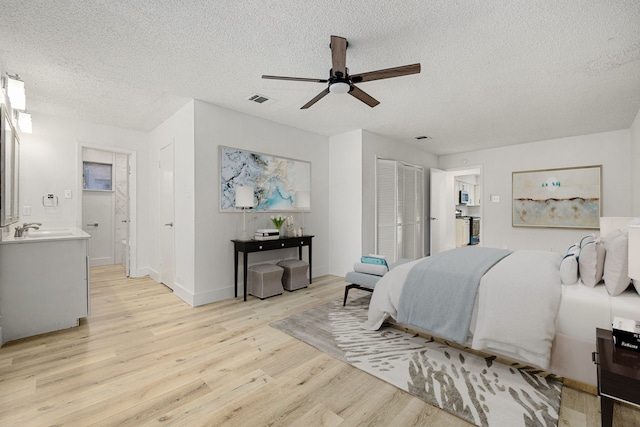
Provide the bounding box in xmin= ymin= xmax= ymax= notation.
xmin=354 ymin=262 xmax=388 ymax=276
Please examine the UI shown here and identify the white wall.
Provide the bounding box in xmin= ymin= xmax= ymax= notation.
xmin=148 ymin=101 xmax=195 ymax=302
xmin=631 ymin=109 xmax=640 ymax=216
xmin=15 ymin=112 xmax=151 ymax=273
xmin=190 ymin=100 xmax=330 ymax=305
xmin=329 ymin=130 xmax=363 ymax=276
xmin=361 ymin=131 xmax=439 ymax=258
xmin=439 ymin=129 xmax=631 ymax=253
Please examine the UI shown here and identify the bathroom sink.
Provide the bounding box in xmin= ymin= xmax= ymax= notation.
xmin=27 ymin=229 xmax=74 ymax=238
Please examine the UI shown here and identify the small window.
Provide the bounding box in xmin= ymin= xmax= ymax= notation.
xmin=83 ymin=161 xmax=112 ymax=191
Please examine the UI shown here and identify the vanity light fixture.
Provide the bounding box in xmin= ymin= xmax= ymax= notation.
xmin=235 ymin=186 xmax=255 ymax=240
xmin=16 ymin=110 xmax=32 ymax=134
xmin=4 ymin=74 xmax=26 ymax=111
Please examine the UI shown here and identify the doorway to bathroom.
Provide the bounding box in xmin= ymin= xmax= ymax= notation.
xmin=79 ymin=145 xmax=136 ymax=276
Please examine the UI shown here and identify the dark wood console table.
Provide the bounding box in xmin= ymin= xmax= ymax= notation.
xmin=594 ymin=328 xmax=640 ymax=427
xmin=231 ymin=235 xmax=314 ymax=301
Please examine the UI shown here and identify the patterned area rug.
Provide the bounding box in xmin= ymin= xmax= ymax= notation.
xmin=271 ymin=296 xmax=562 ymax=427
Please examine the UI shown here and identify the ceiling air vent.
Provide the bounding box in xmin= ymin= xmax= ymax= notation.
xmin=246 ymin=94 xmax=276 ymax=105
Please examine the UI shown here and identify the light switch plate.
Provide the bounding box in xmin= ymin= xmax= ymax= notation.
xmin=491 ymin=195 xmax=500 ymax=202
xmin=64 ymin=190 xmax=72 ymax=199
xmin=22 ymin=205 xmax=31 ymax=216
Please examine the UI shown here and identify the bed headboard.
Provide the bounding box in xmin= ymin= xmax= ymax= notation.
xmin=599 ymin=217 xmax=637 ymax=237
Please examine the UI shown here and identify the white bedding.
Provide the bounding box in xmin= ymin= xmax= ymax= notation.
xmin=362 ymin=250 xmax=562 ymax=369
xmin=360 ymin=216 xmax=640 ymax=385
xmin=362 ymin=257 xmax=640 ymax=384
xmin=471 ymin=250 xmax=561 ymax=369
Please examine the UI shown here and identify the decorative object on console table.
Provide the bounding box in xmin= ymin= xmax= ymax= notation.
xmin=294 ymin=190 xmax=310 ymax=235
xmin=594 ymin=328 xmax=640 ymax=427
xmin=235 ymin=186 xmax=254 ymax=240
xmin=254 ymin=229 xmax=279 ymax=241
xmin=270 ymin=215 xmax=286 ymax=237
xmin=285 ymin=215 xmax=294 ymax=237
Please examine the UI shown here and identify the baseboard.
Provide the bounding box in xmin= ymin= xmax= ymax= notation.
xmin=193 ymin=286 xmax=236 ymax=307
xmin=563 ymin=378 xmax=597 ymax=395
xmin=144 ymin=267 xmax=159 ymax=282
xmin=172 ymin=281 xmax=195 ymax=306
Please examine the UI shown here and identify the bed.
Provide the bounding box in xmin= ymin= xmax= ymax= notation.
xmin=361 ymin=217 xmax=640 ymax=387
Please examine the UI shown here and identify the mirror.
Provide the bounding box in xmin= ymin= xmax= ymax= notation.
xmin=1 ymin=104 xmax=19 ymax=227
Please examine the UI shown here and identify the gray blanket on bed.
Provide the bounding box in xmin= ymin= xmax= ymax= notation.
xmin=397 ymin=246 xmax=512 ymax=343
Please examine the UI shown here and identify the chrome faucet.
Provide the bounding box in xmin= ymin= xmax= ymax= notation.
xmin=14 ymin=222 xmax=42 ymax=237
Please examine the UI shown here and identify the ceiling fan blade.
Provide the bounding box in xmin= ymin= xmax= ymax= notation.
xmin=262 ymin=75 xmax=328 ymax=83
xmin=349 ymin=85 xmax=380 ymax=108
xmin=301 ymin=88 xmax=330 ymax=109
xmin=330 ymin=35 xmax=347 ymax=77
xmin=351 ymin=63 xmax=421 ymax=83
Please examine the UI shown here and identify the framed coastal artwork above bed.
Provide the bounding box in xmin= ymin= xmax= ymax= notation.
xmin=512 ymin=165 xmax=602 ymax=229
xmin=219 ymin=146 xmax=311 ymax=212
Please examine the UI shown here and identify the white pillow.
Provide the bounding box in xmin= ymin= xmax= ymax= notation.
xmin=624 ymin=217 xmax=640 ymax=232
xmin=560 ymin=244 xmax=580 ymax=285
xmin=578 ymin=236 xmax=605 ymax=287
xmin=628 ymin=219 xmax=640 ymax=295
xmin=603 ymin=230 xmax=631 ymax=296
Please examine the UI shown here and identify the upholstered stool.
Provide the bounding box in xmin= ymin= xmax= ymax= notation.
xmin=248 ymin=264 xmax=284 ymax=299
xmin=277 ymin=259 xmax=309 ymax=291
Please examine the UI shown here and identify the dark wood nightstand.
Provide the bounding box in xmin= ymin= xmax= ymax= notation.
xmin=594 ymin=328 xmax=640 ymax=427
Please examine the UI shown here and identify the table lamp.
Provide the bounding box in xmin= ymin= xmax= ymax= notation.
xmin=295 ymin=190 xmax=310 ymax=235
xmin=236 ymin=186 xmax=254 ymax=240
xmin=629 ymin=225 xmax=640 ymax=288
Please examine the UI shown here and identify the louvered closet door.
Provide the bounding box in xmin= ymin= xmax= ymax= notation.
xmin=376 ymin=159 xmax=424 ymax=263
xmin=405 ymin=167 xmax=425 ymax=259
xmin=414 ymin=168 xmax=424 ymax=258
xmin=376 ymin=159 xmax=398 ymax=262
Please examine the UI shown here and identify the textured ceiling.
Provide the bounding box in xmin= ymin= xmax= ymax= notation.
xmin=0 ymin=1 xmax=639 ymax=155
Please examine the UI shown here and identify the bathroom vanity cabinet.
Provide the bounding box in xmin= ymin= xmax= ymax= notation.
xmin=0 ymin=229 xmax=90 ymax=345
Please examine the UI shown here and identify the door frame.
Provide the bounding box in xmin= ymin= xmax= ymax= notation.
xmin=430 ymin=165 xmax=483 ymax=255
xmin=159 ymin=142 xmax=175 ymax=289
xmin=77 ymin=143 xmax=137 ymax=276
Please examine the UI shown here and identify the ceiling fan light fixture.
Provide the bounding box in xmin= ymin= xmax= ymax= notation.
xmin=329 ymin=81 xmax=350 ymax=94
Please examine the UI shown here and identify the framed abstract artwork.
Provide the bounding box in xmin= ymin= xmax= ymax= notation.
xmin=220 ymin=146 xmax=311 ymax=212
xmin=512 ymin=165 xmax=601 ymax=229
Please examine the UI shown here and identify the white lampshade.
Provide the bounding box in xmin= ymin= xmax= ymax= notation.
xmin=6 ymin=75 xmax=26 ymax=111
xmin=235 ymin=186 xmax=254 ymax=208
xmin=295 ymin=190 xmax=310 ymax=209
xmin=329 ymin=82 xmax=350 ymax=94
xmin=629 ymin=225 xmax=640 ymax=281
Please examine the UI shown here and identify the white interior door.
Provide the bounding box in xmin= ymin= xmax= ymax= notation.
xmin=430 ymin=168 xmax=451 ymax=255
xmin=83 ymin=191 xmax=114 ymax=266
xmin=159 ymin=144 xmax=175 ymax=289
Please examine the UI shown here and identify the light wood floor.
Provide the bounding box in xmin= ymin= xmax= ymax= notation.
xmin=1 ymin=265 xmax=639 ymax=426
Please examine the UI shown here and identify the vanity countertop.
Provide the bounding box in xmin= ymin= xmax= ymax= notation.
xmin=0 ymin=227 xmax=90 ymax=244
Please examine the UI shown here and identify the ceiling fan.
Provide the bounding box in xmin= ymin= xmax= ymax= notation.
xmin=262 ymin=35 xmax=421 ymax=109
